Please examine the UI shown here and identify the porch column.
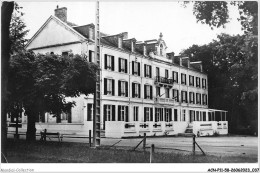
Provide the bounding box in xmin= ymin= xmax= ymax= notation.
xmin=206 ymin=110 xmax=208 ymax=121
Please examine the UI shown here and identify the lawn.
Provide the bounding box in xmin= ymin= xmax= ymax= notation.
xmin=3 ymin=139 xmax=257 ymax=163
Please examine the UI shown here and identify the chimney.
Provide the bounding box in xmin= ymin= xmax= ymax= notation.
xmin=180 ymin=57 xmax=183 ymax=66
xmin=55 ymin=6 xmax=67 ymax=23
xmin=131 ymin=39 xmax=136 ymax=52
xmin=143 ymin=44 xmax=147 ymax=56
xmin=200 ymin=64 xmax=203 ymax=72
xmin=170 ymin=52 xmax=175 ymax=64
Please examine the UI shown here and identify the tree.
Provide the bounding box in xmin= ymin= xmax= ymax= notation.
xmin=182 ymin=1 xmax=258 ymax=35
xmin=9 ymin=3 xmax=29 ymax=53
xmin=1 ymin=1 xmax=14 ymax=162
xmin=181 ymin=33 xmax=257 ymax=134
xmin=8 ymin=52 xmax=98 ymax=141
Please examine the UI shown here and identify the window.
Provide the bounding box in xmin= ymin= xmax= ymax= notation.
xmin=144 ymin=64 xmax=152 ymax=78
xmin=87 ymin=104 xmax=94 ymax=121
xmin=133 ymin=106 xmax=139 ymax=121
xmin=156 ymin=87 xmax=160 ymax=97
xmin=118 ymin=80 xmax=128 ymax=97
xmin=181 ymin=91 xmax=188 ymax=103
xmin=132 ymin=83 xmax=141 ymax=98
xmin=189 ymin=75 xmax=194 ymax=86
xmin=172 ymin=89 xmax=179 ymax=102
xmin=181 ymin=73 xmax=186 ymax=85
xmin=144 ymin=107 xmax=153 ymax=122
xmin=144 ymin=85 xmax=153 ymax=99
xmin=164 ymin=108 xmax=172 ymax=122
xmin=104 ymin=54 xmax=115 ymax=71
xmin=196 ymin=77 xmax=201 ymax=88
xmin=202 ymin=78 xmax=207 ymax=89
xmin=119 ymin=58 xmax=127 ymax=73
xmin=155 ymin=108 xmax=163 ymax=122
xmin=172 ymin=71 xmax=178 ymax=83
xmin=89 ymin=50 xmax=95 ymax=62
xmin=196 ymin=111 xmax=200 ymax=121
xmin=203 ymin=112 xmax=206 ymax=121
xmin=165 ymin=88 xmax=170 ymax=98
xmin=165 ymin=69 xmax=169 ymax=78
xmin=196 ymin=93 xmax=201 ymax=104
xmin=202 ymin=94 xmax=208 ymax=105
xmin=132 ymin=61 xmax=140 ymax=76
xmin=156 ymin=67 xmax=160 ymax=77
xmin=160 ymin=44 xmax=163 ymax=56
xmin=62 ymin=51 xmax=69 ymax=56
xmin=182 ymin=109 xmax=186 ymax=121
xmin=118 ymin=105 xmax=128 ymax=122
xmin=189 ymin=92 xmax=195 ymax=104
xmin=103 ymin=105 xmax=115 ymax=121
xmin=104 ymin=78 xmax=115 ymax=95
xmin=174 ymin=109 xmax=178 ymax=121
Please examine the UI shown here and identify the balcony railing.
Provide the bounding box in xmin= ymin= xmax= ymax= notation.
xmin=154 ymin=97 xmax=176 ymax=105
xmin=155 ymin=76 xmax=173 ymax=86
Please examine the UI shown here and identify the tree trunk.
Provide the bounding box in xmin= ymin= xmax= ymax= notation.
xmin=26 ymin=108 xmax=37 ymax=141
xmin=1 ymin=1 xmax=14 ymax=163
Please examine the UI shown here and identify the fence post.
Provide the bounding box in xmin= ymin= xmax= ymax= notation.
xmin=150 ymin=144 xmax=155 ymax=163
xmin=192 ymin=134 xmax=195 ymax=155
xmin=143 ymin=133 xmax=146 ymax=150
xmin=89 ymin=130 xmax=92 ymax=147
xmin=44 ymin=129 xmax=47 ymax=141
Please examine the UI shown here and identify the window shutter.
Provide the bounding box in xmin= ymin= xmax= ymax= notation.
xmin=104 ymin=54 xmax=107 ymax=69
xmin=150 ymin=86 xmax=153 ymax=99
xmin=111 ymin=56 xmax=115 ymax=71
xmin=138 ymin=62 xmax=140 ymax=76
xmin=150 ymin=108 xmax=153 ymax=121
xmin=144 ymin=85 xmax=147 ymax=99
xmin=125 ymin=59 xmax=127 ymax=73
xmin=104 ymin=78 xmax=107 ymax=95
xmin=125 ymin=106 xmax=129 ymax=122
xmin=87 ymin=104 xmax=92 ymax=121
xmin=176 ymin=72 xmax=178 ymax=83
xmin=144 ymin=64 xmax=147 ymax=77
xmin=112 ymin=105 xmax=115 ymax=121
xmin=177 ymin=90 xmax=179 ymax=102
xmin=132 ymin=83 xmax=135 ymax=98
xmin=112 ymin=79 xmax=115 ymax=95
xmin=164 ymin=108 xmax=166 ymax=121
xmin=118 ymin=106 xmax=121 ymax=121
xmin=125 ymin=82 xmax=128 ymax=97
xmin=118 ymin=58 xmax=121 ymax=72
xmin=132 ymin=61 xmax=134 ymax=75
xmin=118 ymin=81 xmax=121 ymax=96
xmin=144 ymin=108 xmax=146 ymax=122
xmin=169 ymin=109 xmax=172 ymax=121
xmin=103 ymin=105 xmax=107 ymax=121
xmin=149 ymin=66 xmax=152 ymax=78
xmin=89 ymin=50 xmax=92 ymax=62
xmin=138 ymin=84 xmax=141 ymax=98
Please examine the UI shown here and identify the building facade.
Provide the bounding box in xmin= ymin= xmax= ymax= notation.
xmin=10 ymin=7 xmax=228 ymax=137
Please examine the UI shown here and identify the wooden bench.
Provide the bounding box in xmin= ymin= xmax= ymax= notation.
xmin=40 ymin=129 xmax=63 ymax=142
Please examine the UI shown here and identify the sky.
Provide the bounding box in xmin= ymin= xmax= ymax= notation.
xmin=18 ymin=1 xmax=244 ymax=55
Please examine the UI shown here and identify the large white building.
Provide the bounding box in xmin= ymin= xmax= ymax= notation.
xmin=13 ymin=7 xmax=228 ymax=138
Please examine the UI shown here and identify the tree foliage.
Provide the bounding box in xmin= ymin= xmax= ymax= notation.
xmin=8 ymin=52 xmax=99 ymax=141
xmin=181 ymin=33 xmax=258 ymax=133
xmin=182 ymin=1 xmax=258 ymax=35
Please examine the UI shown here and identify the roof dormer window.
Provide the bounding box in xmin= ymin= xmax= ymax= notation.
xmin=160 ymin=44 xmax=163 ymax=56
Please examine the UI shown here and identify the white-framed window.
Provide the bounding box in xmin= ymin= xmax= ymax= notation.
xmin=132 ymin=61 xmax=140 ymax=76
xmin=202 ymin=94 xmax=208 ymax=105
xmin=196 ymin=77 xmax=201 ymax=88
xmin=119 ymin=58 xmax=127 ymax=73
xmin=155 ymin=108 xmax=163 ymax=122
xmin=182 ymin=109 xmax=186 ymax=121
xmin=144 ymin=64 xmax=152 ymax=78
xmin=173 ymin=89 xmax=179 ymax=102
xmin=104 ymin=54 xmax=114 ymax=70
xmin=133 ymin=106 xmax=139 ymax=121
xmin=181 ymin=73 xmax=186 ymax=85
xmin=189 ymin=75 xmax=194 ymax=86
xmin=144 ymin=85 xmax=152 ymax=99
xmin=118 ymin=105 xmax=128 ymax=122
xmin=104 ymin=104 xmax=115 ymax=121
xmin=196 ymin=93 xmax=201 ymax=104
xmin=173 ymin=71 xmax=178 ymax=83
xmin=189 ymin=92 xmax=195 ymax=104
xmin=165 ymin=69 xmax=169 ymax=78
xmin=132 ymin=83 xmax=140 ymax=98
xmin=104 ymin=78 xmax=114 ymax=95
xmin=144 ymin=107 xmax=153 ymax=122
xmin=202 ymin=78 xmax=207 ymax=89
xmin=165 ymin=88 xmax=170 ymax=98
xmin=118 ymin=80 xmax=128 ymax=97
xmin=181 ymin=91 xmax=188 ymax=103
xmin=164 ymin=108 xmax=172 ymax=122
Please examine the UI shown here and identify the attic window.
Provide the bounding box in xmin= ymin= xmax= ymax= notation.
xmin=160 ymin=44 xmax=163 ymax=56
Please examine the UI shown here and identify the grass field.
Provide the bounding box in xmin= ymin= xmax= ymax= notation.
xmin=3 ymin=139 xmax=257 ymax=163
